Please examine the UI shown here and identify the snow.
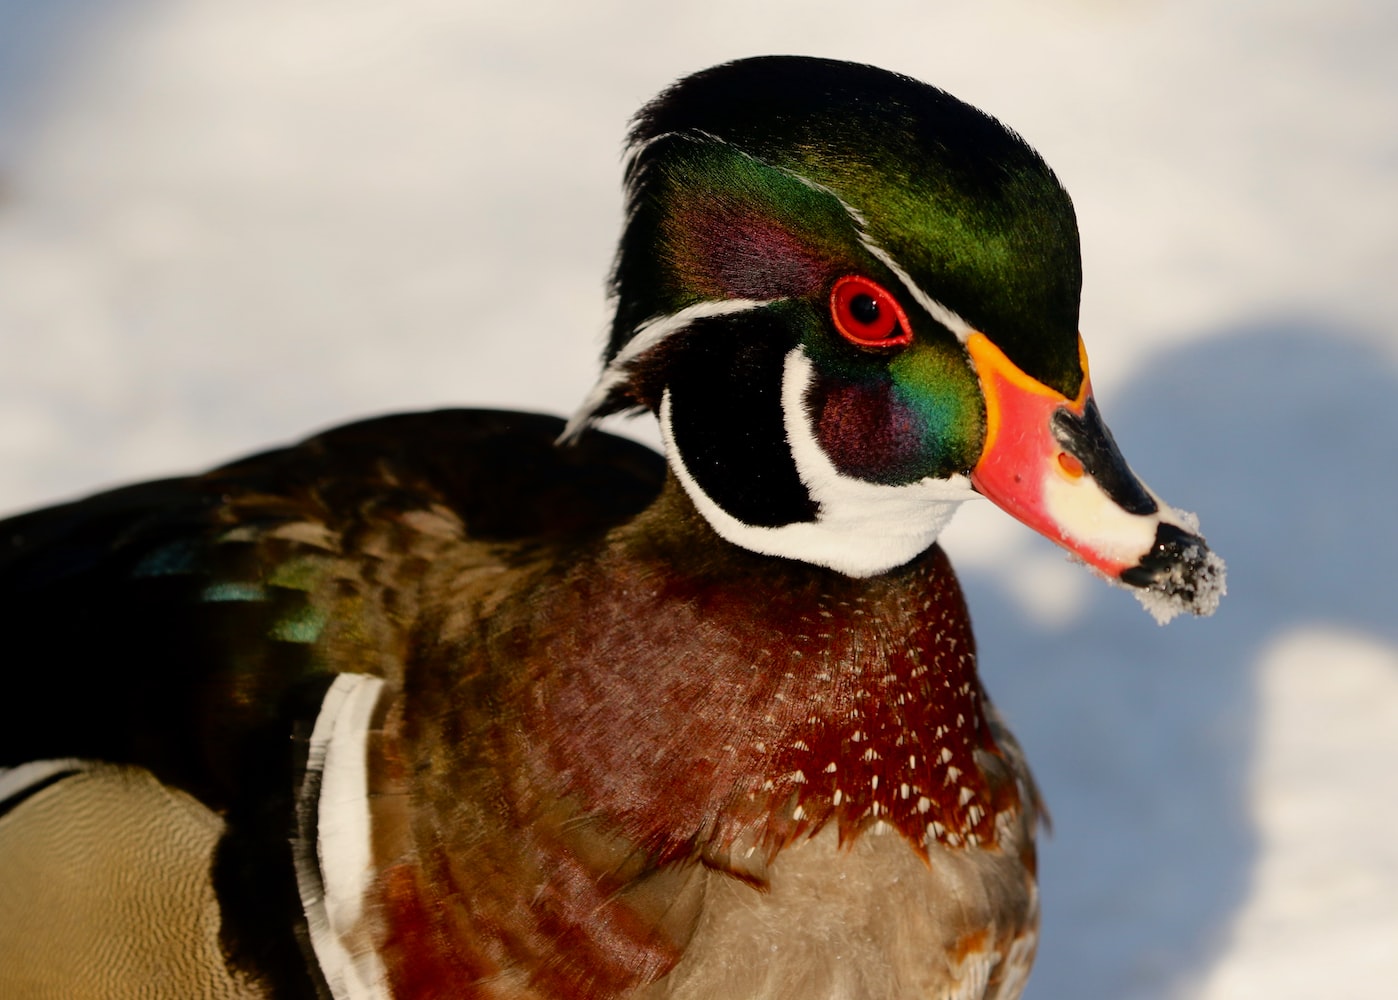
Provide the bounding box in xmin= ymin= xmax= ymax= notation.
xmin=2 ymin=1 xmax=1396 ymax=997
xmin=1193 ymin=628 xmax=1398 ymax=999
xmin=1123 ymin=534 xmax=1228 ymax=627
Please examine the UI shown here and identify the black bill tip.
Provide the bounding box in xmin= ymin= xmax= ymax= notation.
xmin=1118 ymin=521 xmax=1227 ymax=624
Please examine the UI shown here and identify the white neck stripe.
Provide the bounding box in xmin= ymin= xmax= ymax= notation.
xmin=662 ymin=347 xmax=974 ymax=577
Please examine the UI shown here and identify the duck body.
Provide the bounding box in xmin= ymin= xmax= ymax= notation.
xmin=0 ymin=56 xmax=1222 ymax=999
xmin=1 ymin=410 xmax=1035 ymax=999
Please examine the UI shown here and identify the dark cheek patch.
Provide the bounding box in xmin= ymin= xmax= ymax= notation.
xmin=813 ymin=380 xmax=930 ymax=485
xmin=666 ymin=317 xmax=818 ymax=528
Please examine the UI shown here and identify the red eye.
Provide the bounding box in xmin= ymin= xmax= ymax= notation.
xmin=830 ymin=275 xmax=912 ymax=348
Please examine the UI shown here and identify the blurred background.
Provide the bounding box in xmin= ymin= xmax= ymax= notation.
xmin=2 ymin=1 xmax=1395 ymax=997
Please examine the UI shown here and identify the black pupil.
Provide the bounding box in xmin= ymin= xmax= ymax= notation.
xmin=849 ymin=293 xmax=881 ymax=326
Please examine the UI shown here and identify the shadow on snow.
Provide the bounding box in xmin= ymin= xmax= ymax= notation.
xmin=963 ymin=318 xmax=1398 ymax=999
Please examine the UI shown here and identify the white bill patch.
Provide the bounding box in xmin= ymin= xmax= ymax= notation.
xmin=1041 ymin=470 xmax=1165 ymax=569
xmin=1042 ymin=472 xmax=1227 ymax=624
xmin=295 ymin=673 xmax=392 ymax=1000
xmin=663 ymin=346 xmax=974 ymax=577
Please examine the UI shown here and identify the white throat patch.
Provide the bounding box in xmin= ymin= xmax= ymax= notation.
xmin=663 ymin=346 xmax=975 ymax=577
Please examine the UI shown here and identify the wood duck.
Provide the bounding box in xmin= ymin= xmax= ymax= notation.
xmin=0 ymin=56 xmax=1224 ymax=1000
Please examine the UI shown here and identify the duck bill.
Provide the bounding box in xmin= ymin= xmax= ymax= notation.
xmin=964 ymin=333 xmax=1225 ymax=621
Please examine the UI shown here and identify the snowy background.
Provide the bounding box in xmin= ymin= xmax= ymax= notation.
xmin=2 ymin=1 xmax=1396 ymax=997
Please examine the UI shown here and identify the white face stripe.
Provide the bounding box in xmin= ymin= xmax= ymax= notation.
xmin=757 ymin=152 xmax=977 ymax=343
xmin=662 ymin=347 xmax=975 ymax=577
xmin=617 ymin=129 xmax=972 ymax=359
xmin=857 ymin=236 xmax=976 ymax=342
xmin=561 ymin=298 xmax=770 ymax=442
xmin=294 ymin=673 xmax=393 ymax=1000
xmin=634 ymin=132 xmax=973 ymax=342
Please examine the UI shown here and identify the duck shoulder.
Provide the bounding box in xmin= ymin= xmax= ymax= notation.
xmin=0 ymin=408 xmax=663 ymax=790
xmin=0 ymin=409 xmax=664 ymax=997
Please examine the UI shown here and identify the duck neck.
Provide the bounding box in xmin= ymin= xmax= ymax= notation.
xmin=658 ymin=349 xmax=977 ymax=579
xmin=511 ymin=476 xmax=1017 ymax=860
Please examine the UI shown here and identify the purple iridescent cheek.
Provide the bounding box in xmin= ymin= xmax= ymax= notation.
xmin=813 ymin=381 xmax=934 ymax=485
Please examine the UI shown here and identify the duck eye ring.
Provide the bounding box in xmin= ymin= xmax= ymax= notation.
xmin=830 ymin=275 xmax=913 ymax=348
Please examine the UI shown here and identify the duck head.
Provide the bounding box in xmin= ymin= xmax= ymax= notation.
xmin=568 ymin=55 xmax=1224 ymax=622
